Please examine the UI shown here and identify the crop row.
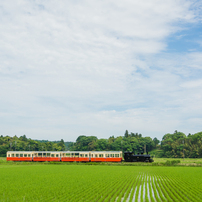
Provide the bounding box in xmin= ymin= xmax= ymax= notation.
xmin=0 ymin=165 xmax=202 ymax=201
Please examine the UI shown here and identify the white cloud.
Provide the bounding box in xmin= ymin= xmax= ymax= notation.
xmin=0 ymin=0 xmax=202 ymax=141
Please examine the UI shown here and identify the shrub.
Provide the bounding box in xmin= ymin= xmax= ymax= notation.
xmin=164 ymin=160 xmax=180 ymax=166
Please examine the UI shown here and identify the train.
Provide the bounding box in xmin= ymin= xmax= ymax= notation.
xmin=6 ymin=151 xmax=153 ymax=162
xmin=124 ymin=151 xmax=154 ymax=162
xmin=6 ymin=151 xmax=122 ymax=162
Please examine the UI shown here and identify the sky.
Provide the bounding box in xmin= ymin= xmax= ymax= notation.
xmin=0 ymin=0 xmax=202 ymax=142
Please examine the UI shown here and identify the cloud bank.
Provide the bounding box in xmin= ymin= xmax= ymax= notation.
xmin=0 ymin=0 xmax=202 ymax=141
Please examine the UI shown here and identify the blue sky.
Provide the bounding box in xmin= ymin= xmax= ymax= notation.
xmin=0 ymin=0 xmax=202 ymax=141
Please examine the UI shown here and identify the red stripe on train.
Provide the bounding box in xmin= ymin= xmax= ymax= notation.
xmin=33 ymin=157 xmax=60 ymax=161
xmin=91 ymin=158 xmax=122 ymax=162
xmin=61 ymin=157 xmax=89 ymax=162
xmin=7 ymin=157 xmax=32 ymax=161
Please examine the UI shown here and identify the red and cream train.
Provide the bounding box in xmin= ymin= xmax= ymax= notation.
xmin=6 ymin=151 xmax=122 ymax=162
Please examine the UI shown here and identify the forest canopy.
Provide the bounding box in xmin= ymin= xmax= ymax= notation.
xmin=1 ymin=130 xmax=202 ymax=158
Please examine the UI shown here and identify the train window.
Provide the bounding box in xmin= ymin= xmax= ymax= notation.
xmin=85 ymin=154 xmax=88 ymax=157
xmin=75 ymin=153 xmax=79 ymax=157
xmin=16 ymin=154 xmax=19 ymax=157
xmin=38 ymin=153 xmax=42 ymax=157
xmin=92 ymin=154 xmax=93 ymax=157
xmin=115 ymin=154 xmax=119 ymax=157
xmin=24 ymin=154 xmax=27 ymax=157
xmin=47 ymin=153 xmax=50 ymax=157
xmin=8 ymin=154 xmax=10 ymax=157
xmin=80 ymin=154 xmax=84 ymax=157
xmin=95 ymin=154 xmax=98 ymax=157
xmin=56 ymin=154 xmax=59 ymax=157
xmin=12 ymin=154 xmax=14 ymax=157
xmin=28 ymin=154 xmax=30 ymax=157
xmin=110 ymin=154 xmax=112 ymax=157
xmin=99 ymin=154 xmax=103 ymax=157
xmin=20 ymin=154 xmax=23 ymax=157
xmin=51 ymin=154 xmax=55 ymax=157
xmin=43 ymin=153 xmax=46 ymax=157
xmin=66 ymin=153 xmax=70 ymax=157
xmin=106 ymin=154 xmax=109 ymax=157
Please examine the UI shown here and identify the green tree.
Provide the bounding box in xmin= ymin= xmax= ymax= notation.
xmin=153 ymin=137 xmax=160 ymax=148
xmin=96 ymin=139 xmax=108 ymax=151
xmin=58 ymin=139 xmax=65 ymax=151
xmin=124 ymin=130 xmax=129 ymax=138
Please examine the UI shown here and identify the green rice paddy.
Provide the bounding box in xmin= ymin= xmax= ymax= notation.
xmin=0 ymin=162 xmax=202 ymax=201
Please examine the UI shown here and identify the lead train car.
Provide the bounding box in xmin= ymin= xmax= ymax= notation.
xmin=6 ymin=151 xmax=122 ymax=162
xmin=124 ymin=151 xmax=154 ymax=162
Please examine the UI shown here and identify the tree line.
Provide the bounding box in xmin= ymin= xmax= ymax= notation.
xmin=0 ymin=135 xmax=66 ymax=157
xmin=69 ymin=130 xmax=157 ymax=154
xmin=160 ymin=130 xmax=202 ymax=158
xmin=1 ymin=130 xmax=202 ymax=158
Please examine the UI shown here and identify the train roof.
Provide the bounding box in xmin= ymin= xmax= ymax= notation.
xmin=7 ymin=151 xmax=34 ymax=153
xmin=89 ymin=151 xmax=122 ymax=153
xmin=7 ymin=150 xmax=122 ymax=153
xmin=7 ymin=151 xmax=62 ymax=154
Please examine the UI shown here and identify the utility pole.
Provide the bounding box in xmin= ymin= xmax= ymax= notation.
xmin=183 ymin=140 xmax=185 ymax=161
xmin=121 ymin=141 xmax=123 ymax=152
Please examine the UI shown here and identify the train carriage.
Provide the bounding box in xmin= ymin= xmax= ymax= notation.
xmin=33 ymin=151 xmax=61 ymax=162
xmin=7 ymin=151 xmax=34 ymax=161
xmin=61 ymin=151 xmax=90 ymax=162
xmin=90 ymin=151 xmax=122 ymax=162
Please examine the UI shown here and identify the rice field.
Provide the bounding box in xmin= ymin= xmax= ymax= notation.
xmin=0 ymin=164 xmax=202 ymax=201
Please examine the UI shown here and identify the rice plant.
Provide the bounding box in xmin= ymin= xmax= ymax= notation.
xmin=0 ymin=164 xmax=202 ymax=201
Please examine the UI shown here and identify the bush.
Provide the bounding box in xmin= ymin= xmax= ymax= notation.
xmin=164 ymin=160 xmax=180 ymax=166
